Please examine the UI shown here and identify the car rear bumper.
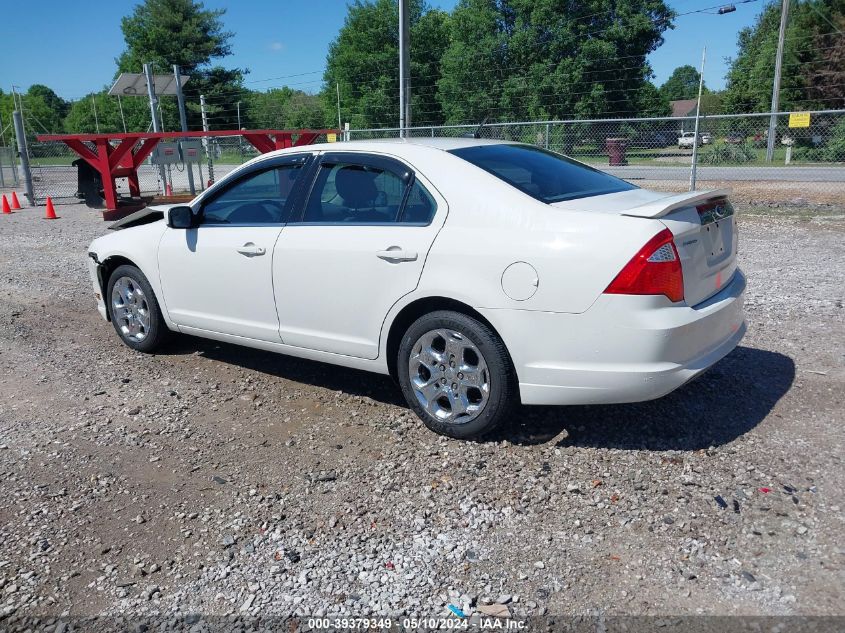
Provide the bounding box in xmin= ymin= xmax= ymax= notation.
xmin=479 ymin=269 xmax=746 ymax=406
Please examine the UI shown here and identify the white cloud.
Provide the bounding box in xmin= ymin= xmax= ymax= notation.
xmin=269 ymin=42 xmax=285 ymax=52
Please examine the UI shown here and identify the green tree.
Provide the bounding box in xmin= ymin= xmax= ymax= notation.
xmin=0 ymin=90 xmax=16 ymax=146
xmin=0 ymin=86 xmax=68 ymax=142
xmin=243 ymin=88 xmax=326 ymax=129
xmin=659 ymin=65 xmax=704 ymax=101
xmin=723 ymin=0 xmax=845 ymax=113
xmin=699 ymin=90 xmax=725 ymax=115
xmin=636 ymin=81 xmax=671 ymax=116
xmin=64 ymin=90 xmax=152 ymax=134
xmin=117 ymin=0 xmax=232 ymax=73
xmin=282 ymin=92 xmax=327 ymax=129
xmin=27 ymin=85 xmax=69 ymax=121
xmin=322 ymin=0 xmax=451 ymax=129
xmin=116 ymin=0 xmax=245 ymax=130
xmin=437 ymin=0 xmax=675 ymax=125
xmin=435 ymin=0 xmax=505 ymax=125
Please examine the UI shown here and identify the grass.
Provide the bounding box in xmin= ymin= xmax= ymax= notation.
xmin=566 ymin=144 xmax=829 ymax=168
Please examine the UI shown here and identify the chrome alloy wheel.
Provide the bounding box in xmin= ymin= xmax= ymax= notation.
xmin=408 ymin=329 xmax=490 ymax=424
xmin=111 ymin=276 xmax=151 ymax=343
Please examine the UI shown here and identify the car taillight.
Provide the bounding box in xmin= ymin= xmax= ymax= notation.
xmin=604 ymin=228 xmax=684 ymax=303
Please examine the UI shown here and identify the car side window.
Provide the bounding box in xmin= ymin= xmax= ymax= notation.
xmin=399 ymin=180 xmax=437 ymax=224
xmin=302 ymin=162 xmax=407 ymax=224
xmin=201 ymin=164 xmax=303 ymax=225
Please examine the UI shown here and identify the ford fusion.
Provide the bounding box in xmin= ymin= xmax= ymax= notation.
xmin=87 ymin=138 xmax=746 ymax=439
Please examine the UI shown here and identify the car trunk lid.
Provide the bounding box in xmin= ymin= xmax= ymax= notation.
xmin=552 ymin=188 xmax=738 ymax=306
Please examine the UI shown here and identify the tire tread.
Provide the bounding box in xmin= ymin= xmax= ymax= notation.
xmin=397 ymin=310 xmax=517 ymax=440
xmin=106 ymin=264 xmax=170 ymax=353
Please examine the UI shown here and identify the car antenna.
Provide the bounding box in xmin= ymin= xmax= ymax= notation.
xmin=471 ymin=115 xmax=490 ymax=139
xmin=461 ymin=115 xmax=490 ymax=139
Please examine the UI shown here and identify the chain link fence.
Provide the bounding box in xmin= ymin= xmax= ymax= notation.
xmin=25 ymin=132 xmax=334 ymax=206
xmin=0 ymin=146 xmax=20 ymax=189
xmin=350 ymin=110 xmax=845 ymax=204
xmin=19 ymin=113 xmax=844 ymax=206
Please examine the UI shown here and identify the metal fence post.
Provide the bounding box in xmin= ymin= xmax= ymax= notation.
xmin=545 ymin=122 xmax=550 ymax=149
xmin=10 ymin=147 xmax=18 ymax=186
xmin=200 ymin=94 xmax=214 ymax=184
xmin=12 ymin=111 xmax=35 ymax=206
xmin=144 ymin=62 xmax=168 ymax=195
xmin=689 ymin=47 xmax=706 ymax=191
xmin=173 ymin=64 xmax=196 ymax=196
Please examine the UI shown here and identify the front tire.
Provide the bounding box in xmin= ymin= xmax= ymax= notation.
xmin=106 ymin=264 xmax=170 ymax=353
xmin=397 ymin=311 xmax=517 ymax=439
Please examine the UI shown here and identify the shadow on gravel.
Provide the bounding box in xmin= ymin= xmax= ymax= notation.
xmin=162 ymin=340 xmax=793 ymax=451
xmin=163 ymin=336 xmax=406 ymax=406
xmin=498 ymin=346 xmax=796 ymax=450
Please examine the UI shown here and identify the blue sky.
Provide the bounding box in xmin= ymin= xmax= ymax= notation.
xmin=0 ymin=0 xmax=768 ymax=101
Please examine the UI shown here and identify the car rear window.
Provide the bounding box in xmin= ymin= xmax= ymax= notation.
xmin=449 ymin=144 xmax=637 ymax=203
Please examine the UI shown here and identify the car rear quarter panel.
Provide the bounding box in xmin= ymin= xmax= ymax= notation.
xmin=409 ymin=152 xmax=664 ymax=314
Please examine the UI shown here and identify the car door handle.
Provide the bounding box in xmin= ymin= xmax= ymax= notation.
xmin=236 ymin=243 xmax=266 ymax=257
xmin=376 ymin=247 xmax=418 ymax=262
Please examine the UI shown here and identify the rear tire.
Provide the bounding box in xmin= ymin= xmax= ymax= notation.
xmin=397 ymin=310 xmax=517 ymax=439
xmin=106 ymin=264 xmax=170 ymax=353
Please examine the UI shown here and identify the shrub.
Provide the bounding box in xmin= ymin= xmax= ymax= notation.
xmin=700 ymin=142 xmax=756 ymax=165
xmin=792 ymin=120 xmax=845 ymax=162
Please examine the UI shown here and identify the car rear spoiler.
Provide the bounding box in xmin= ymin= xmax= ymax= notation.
xmin=622 ymin=188 xmax=732 ymax=219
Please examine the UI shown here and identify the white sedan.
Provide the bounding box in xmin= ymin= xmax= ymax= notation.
xmin=87 ymin=138 xmax=746 ymax=439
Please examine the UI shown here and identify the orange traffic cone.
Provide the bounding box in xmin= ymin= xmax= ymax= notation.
xmin=1 ymin=195 xmax=10 ymax=214
xmin=44 ymin=197 xmax=58 ymax=220
xmin=165 ymin=183 xmax=173 ymax=196
xmin=10 ymin=192 xmax=21 ymax=210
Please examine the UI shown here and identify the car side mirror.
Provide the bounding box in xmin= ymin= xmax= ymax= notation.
xmin=167 ymin=205 xmax=196 ymax=229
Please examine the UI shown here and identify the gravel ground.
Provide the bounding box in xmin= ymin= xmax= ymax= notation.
xmin=0 ymin=200 xmax=843 ymax=628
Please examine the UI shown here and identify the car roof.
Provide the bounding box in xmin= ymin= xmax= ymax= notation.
xmin=354 ymin=137 xmax=518 ymax=150
xmin=240 ymin=137 xmax=522 ymax=172
xmin=290 ymin=136 xmax=519 ymax=154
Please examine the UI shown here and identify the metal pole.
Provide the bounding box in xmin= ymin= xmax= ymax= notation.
xmin=117 ymin=94 xmax=127 ymax=133
xmin=200 ymin=94 xmax=214 ymax=184
xmin=336 ymin=83 xmax=342 ymax=131
xmin=144 ymin=62 xmax=168 ymax=194
xmin=12 ymin=111 xmax=34 ymax=206
xmin=689 ymin=47 xmax=706 ymax=191
xmin=92 ymin=96 xmax=100 ymax=133
xmin=236 ymin=101 xmax=243 ymax=157
xmin=173 ymin=64 xmax=196 ymax=195
xmin=766 ymin=0 xmax=790 ymax=162
xmin=11 ymin=86 xmax=26 ymax=146
xmin=398 ymin=0 xmax=411 ymax=136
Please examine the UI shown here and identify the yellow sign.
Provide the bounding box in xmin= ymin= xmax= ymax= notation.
xmin=788 ymin=112 xmax=811 ymax=128
xmin=327 ymin=133 xmax=337 ymax=142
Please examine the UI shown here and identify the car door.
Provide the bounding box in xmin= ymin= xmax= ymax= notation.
xmin=273 ymin=152 xmax=446 ymax=359
xmin=158 ymin=154 xmax=310 ymax=341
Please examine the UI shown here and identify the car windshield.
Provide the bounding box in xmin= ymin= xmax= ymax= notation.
xmin=449 ymin=143 xmax=637 ymax=203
